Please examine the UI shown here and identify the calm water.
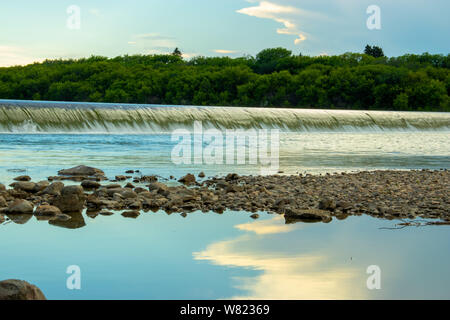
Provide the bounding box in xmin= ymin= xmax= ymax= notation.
xmin=1 ymin=129 xmax=450 ymax=299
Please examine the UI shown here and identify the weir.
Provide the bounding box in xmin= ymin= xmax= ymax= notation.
xmin=0 ymin=99 xmax=449 ymax=133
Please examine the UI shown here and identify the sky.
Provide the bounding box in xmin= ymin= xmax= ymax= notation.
xmin=0 ymin=0 xmax=449 ymax=67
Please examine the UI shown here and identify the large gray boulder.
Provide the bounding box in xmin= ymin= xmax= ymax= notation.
xmin=0 ymin=279 xmax=46 ymax=300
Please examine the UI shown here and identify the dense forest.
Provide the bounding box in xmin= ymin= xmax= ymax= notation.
xmin=0 ymin=47 xmax=449 ymax=111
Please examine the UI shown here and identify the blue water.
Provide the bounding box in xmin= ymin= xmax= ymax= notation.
xmin=1 ymin=130 xmax=450 ymax=299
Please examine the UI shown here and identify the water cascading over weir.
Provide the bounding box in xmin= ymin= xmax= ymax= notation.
xmin=1 ymin=99 xmax=449 ymax=133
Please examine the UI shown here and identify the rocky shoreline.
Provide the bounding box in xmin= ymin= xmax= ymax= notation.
xmin=1 ymin=166 xmax=449 ymax=225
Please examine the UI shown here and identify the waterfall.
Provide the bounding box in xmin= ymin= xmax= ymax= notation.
xmin=1 ymin=99 xmax=449 ymax=133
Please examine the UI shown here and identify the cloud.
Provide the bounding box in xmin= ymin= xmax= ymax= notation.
xmin=237 ymin=1 xmax=309 ymax=44
xmin=235 ymin=215 xmax=298 ymax=235
xmin=213 ymin=49 xmax=238 ymax=54
xmin=0 ymin=46 xmax=42 ymax=67
xmin=193 ymin=216 xmax=366 ymax=299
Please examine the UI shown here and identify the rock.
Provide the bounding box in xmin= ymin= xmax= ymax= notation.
xmin=81 ymin=180 xmax=101 ymax=189
xmin=336 ymin=201 xmax=352 ymax=211
xmin=5 ymin=213 xmax=32 ymax=225
xmin=125 ymin=183 xmax=135 ymax=189
xmin=225 ymin=173 xmax=239 ymax=181
xmin=148 ymin=182 xmax=169 ymax=194
xmin=140 ymin=176 xmax=157 ymax=183
xmin=125 ymin=170 xmax=135 ymax=174
xmin=134 ymin=187 xmax=147 ymax=194
xmin=178 ymin=174 xmax=196 ymax=185
xmin=41 ymin=182 xmax=64 ymax=196
xmin=113 ymin=193 xmax=124 ymax=202
xmin=121 ymin=210 xmax=140 ymax=218
xmin=0 ymin=279 xmax=46 ymax=300
xmin=10 ymin=181 xmax=37 ymax=193
xmin=0 ymin=196 xmax=7 ymax=208
xmin=0 ymin=214 xmax=4 ymax=223
xmin=99 ymin=211 xmax=114 ymax=216
xmin=119 ymin=189 xmax=137 ymax=199
xmin=115 ymin=175 xmax=127 ymax=181
xmin=105 ymin=184 xmax=121 ymax=189
xmin=250 ymin=214 xmax=260 ymax=219
xmin=285 ymin=208 xmax=332 ymax=223
xmin=58 ymin=165 xmax=104 ymax=177
xmin=34 ymin=205 xmax=62 ymax=217
xmin=6 ymin=200 xmax=34 ymax=214
xmin=318 ymin=198 xmax=336 ymax=211
xmin=0 ymin=184 xmax=5 ymax=192
xmin=53 ymin=185 xmax=85 ymax=213
xmin=33 ymin=181 xmax=50 ymax=193
xmin=13 ymin=175 xmax=31 ymax=182
xmin=198 ymin=172 xmax=206 ymax=178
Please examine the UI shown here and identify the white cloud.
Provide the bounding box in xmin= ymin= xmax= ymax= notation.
xmin=235 ymin=215 xmax=298 ymax=235
xmin=213 ymin=49 xmax=238 ymax=54
xmin=193 ymin=216 xmax=366 ymax=299
xmin=0 ymin=46 xmax=42 ymax=67
xmin=237 ymin=1 xmax=310 ymax=44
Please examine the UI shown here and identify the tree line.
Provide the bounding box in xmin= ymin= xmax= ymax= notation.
xmin=0 ymin=47 xmax=449 ymax=111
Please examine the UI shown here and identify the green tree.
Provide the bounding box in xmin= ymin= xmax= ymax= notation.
xmin=254 ymin=48 xmax=292 ymax=74
xmin=364 ymin=45 xmax=385 ymax=58
xmin=172 ymin=47 xmax=182 ymax=57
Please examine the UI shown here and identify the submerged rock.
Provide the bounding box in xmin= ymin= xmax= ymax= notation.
xmin=0 ymin=279 xmax=46 ymax=300
xmin=58 ymin=165 xmax=105 ymax=177
xmin=99 ymin=210 xmax=114 ymax=216
xmin=13 ymin=175 xmax=31 ymax=182
xmin=121 ymin=210 xmax=140 ymax=218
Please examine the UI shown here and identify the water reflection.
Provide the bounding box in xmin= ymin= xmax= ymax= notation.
xmin=194 ymin=216 xmax=367 ymax=299
xmin=48 ymin=211 xmax=86 ymax=229
xmin=6 ymin=213 xmax=33 ymax=225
